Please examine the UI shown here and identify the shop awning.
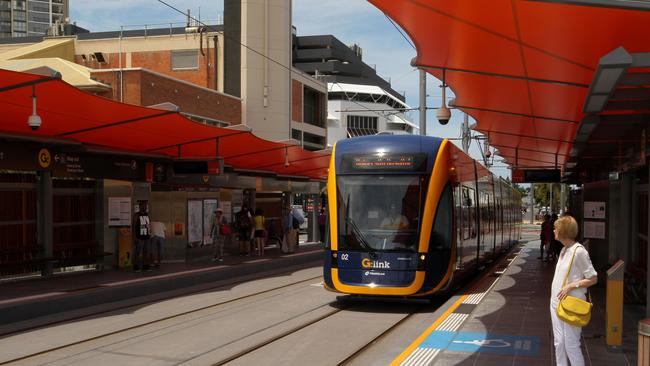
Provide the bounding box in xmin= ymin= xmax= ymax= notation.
xmin=369 ymin=0 xmax=650 ymax=171
xmin=0 ymin=68 xmax=330 ymax=180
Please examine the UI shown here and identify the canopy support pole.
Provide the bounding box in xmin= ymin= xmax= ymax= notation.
xmin=58 ymin=111 xmax=176 ymax=137
xmin=0 ymin=76 xmax=60 ymax=94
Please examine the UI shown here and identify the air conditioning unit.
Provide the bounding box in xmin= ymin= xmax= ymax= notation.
xmin=94 ymin=52 xmax=107 ymax=63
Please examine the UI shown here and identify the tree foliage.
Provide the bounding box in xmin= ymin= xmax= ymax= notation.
xmin=533 ymin=183 xmax=562 ymax=212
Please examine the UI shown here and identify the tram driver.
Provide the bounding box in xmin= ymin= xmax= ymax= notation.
xmin=380 ymin=203 xmax=409 ymax=230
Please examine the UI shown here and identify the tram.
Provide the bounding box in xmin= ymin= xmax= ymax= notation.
xmin=322 ymin=135 xmax=521 ymax=297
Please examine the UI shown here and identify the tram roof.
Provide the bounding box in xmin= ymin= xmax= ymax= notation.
xmin=0 ymin=68 xmax=330 ymax=180
xmin=370 ymin=0 xmax=650 ymax=181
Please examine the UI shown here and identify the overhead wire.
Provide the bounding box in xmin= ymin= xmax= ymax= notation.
xmin=383 ymin=14 xmax=416 ymax=50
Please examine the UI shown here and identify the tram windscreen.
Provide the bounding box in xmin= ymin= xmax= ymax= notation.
xmin=337 ymin=175 xmax=426 ymax=252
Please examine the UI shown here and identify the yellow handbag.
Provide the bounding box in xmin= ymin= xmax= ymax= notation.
xmin=556 ymin=246 xmax=592 ymax=327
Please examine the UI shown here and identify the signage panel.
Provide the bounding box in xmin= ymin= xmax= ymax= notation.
xmin=511 ymin=169 xmax=560 ymax=183
xmin=52 ymin=152 xmax=147 ymax=180
xmin=340 ymin=153 xmax=427 ymax=173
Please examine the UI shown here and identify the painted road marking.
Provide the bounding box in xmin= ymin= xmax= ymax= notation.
xmin=421 ymin=331 xmax=539 ymax=357
xmin=391 ymin=248 xmax=524 ymax=366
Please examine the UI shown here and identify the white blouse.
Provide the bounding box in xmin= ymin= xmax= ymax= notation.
xmin=550 ymin=243 xmax=597 ymax=309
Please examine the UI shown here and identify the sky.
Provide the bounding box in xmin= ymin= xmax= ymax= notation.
xmin=70 ymin=0 xmax=511 ymax=178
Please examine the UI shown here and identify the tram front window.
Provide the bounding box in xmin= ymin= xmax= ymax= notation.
xmin=337 ymin=175 xmax=424 ymax=252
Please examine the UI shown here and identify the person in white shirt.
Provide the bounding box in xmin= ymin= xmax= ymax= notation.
xmin=550 ymin=215 xmax=598 ymax=366
xmin=380 ymin=204 xmax=409 ymax=230
xmin=150 ymin=221 xmax=166 ymax=268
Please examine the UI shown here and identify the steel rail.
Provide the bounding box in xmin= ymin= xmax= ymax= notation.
xmin=0 ymin=274 xmax=323 ymax=365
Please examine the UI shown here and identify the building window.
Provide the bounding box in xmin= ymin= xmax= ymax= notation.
xmin=28 ymin=11 xmax=49 ymax=23
xmin=27 ymin=1 xmax=49 ymax=12
xmin=303 ymin=86 xmax=323 ymax=127
xmin=12 ymin=20 xmax=25 ymax=31
xmin=171 ymin=50 xmax=199 ymax=70
xmin=347 ymin=115 xmax=378 ymax=137
xmin=292 ymin=128 xmax=302 ymax=141
xmin=12 ymin=0 xmax=25 ymax=11
xmin=303 ymin=132 xmax=326 ymax=148
xmin=27 ymin=21 xmax=48 ymax=34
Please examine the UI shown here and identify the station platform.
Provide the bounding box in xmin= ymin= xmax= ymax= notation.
xmin=394 ymin=234 xmax=640 ymax=366
xmin=0 ymin=242 xmax=323 ymax=332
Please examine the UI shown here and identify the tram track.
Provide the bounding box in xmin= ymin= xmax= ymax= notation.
xmin=335 ymin=302 xmax=430 ymax=366
xmin=0 ymin=264 xmax=322 ymax=338
xmin=0 ymin=274 xmax=324 ymax=366
xmin=204 ymin=298 xmax=438 ymax=366
xmin=207 ymin=302 xmax=346 ymax=366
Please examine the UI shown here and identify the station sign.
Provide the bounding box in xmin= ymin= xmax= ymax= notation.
xmin=52 ymin=152 xmax=147 ymax=180
xmin=172 ymin=159 xmax=224 ymax=175
xmin=511 ymin=169 xmax=560 ymax=183
xmin=0 ymin=144 xmax=50 ymax=171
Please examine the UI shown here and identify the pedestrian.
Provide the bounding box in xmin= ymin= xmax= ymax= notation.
xmin=210 ymin=208 xmax=226 ymax=262
xmin=318 ymin=208 xmax=327 ymax=242
xmin=133 ymin=200 xmax=151 ymax=272
xmin=235 ymin=204 xmax=253 ymax=256
xmin=539 ymin=214 xmax=552 ymax=261
xmin=253 ymin=208 xmax=266 ymax=256
xmin=550 ymin=215 xmax=598 ymax=366
xmin=284 ymin=204 xmax=304 ymax=254
xmin=150 ymin=220 xmax=166 ymax=268
xmin=550 ymin=213 xmax=563 ymax=261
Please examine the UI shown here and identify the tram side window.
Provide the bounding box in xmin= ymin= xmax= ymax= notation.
xmin=431 ymin=183 xmax=453 ymax=250
xmin=455 ymin=184 xmax=463 ymax=244
xmin=461 ymin=187 xmax=475 ymax=240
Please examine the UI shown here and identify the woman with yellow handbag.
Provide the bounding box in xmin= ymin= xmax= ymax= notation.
xmin=550 ymin=215 xmax=598 ymax=366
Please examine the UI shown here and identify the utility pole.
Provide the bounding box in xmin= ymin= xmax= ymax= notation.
xmin=462 ymin=114 xmax=470 ymax=153
xmin=419 ymin=69 xmax=426 ymax=136
xmin=559 ymin=183 xmax=566 ymax=214
xmin=530 ymin=183 xmax=535 ymax=224
xmin=549 ymin=183 xmax=554 ymax=214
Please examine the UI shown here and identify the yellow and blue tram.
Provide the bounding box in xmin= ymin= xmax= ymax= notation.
xmin=323 ymin=135 xmax=522 ymax=297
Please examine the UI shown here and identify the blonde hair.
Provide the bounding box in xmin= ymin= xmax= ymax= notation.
xmin=554 ymin=215 xmax=579 ymax=241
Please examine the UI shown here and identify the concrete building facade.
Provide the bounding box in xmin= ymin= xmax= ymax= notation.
xmin=224 ymin=0 xmax=327 ymax=150
xmin=293 ymin=34 xmax=417 ymax=147
xmin=0 ymin=0 xmax=69 ymax=38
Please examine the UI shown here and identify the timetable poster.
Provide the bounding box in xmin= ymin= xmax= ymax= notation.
xmin=187 ymin=200 xmax=203 ymax=246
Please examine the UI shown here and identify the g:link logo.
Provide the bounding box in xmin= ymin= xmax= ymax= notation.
xmin=361 ymin=258 xmax=390 ymax=269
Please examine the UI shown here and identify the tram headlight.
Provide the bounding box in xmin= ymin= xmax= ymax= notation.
xmin=331 ymin=251 xmax=338 ymax=268
xmin=417 ymin=254 xmax=427 ymax=270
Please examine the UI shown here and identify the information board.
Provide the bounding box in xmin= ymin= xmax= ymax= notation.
xmin=203 ymin=199 xmax=218 ymax=245
xmin=187 ymin=200 xmax=203 ymax=245
xmin=584 ymin=220 xmax=606 ymax=239
xmin=108 ymin=197 xmax=132 ymax=227
xmin=584 ymin=201 xmax=606 ymax=219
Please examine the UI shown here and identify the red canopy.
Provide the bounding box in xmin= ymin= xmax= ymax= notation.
xmin=0 ymin=69 xmax=329 ymax=180
xmin=369 ymin=0 xmax=650 ymax=169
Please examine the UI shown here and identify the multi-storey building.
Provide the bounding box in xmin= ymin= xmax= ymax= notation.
xmin=0 ymin=0 xmax=68 ymax=38
xmin=293 ymin=34 xmax=418 ymax=146
xmin=224 ymin=0 xmax=327 ymax=150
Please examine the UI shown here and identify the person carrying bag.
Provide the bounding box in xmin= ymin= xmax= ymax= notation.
xmin=549 ymin=215 xmax=598 ymax=366
xmin=557 ymin=247 xmax=593 ymax=327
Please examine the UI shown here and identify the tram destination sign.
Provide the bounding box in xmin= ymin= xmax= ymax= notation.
xmin=341 ymin=153 xmax=427 ymax=173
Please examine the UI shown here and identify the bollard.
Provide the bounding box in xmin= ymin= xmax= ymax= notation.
xmin=639 ymin=319 xmax=650 ymax=366
xmin=606 ymin=260 xmax=625 ymax=349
